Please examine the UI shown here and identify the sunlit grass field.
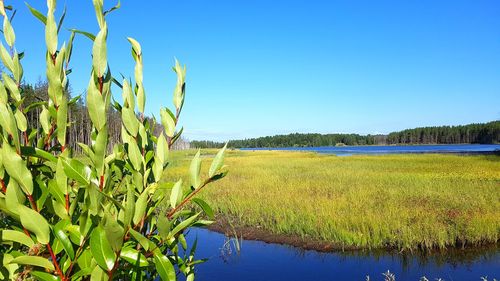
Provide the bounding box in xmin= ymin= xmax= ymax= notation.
xmin=165 ymin=150 xmax=500 ymax=250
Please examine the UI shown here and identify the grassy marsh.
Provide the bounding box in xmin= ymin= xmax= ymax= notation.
xmin=165 ymin=150 xmax=500 ymax=250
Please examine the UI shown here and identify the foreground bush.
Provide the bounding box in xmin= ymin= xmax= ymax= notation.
xmin=0 ymin=0 xmax=226 ymax=280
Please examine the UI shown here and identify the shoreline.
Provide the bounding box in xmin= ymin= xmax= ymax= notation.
xmin=207 ymin=217 xmax=499 ymax=254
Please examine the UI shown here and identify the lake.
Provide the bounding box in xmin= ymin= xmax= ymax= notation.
xmin=242 ymin=144 xmax=500 ymax=156
xmin=188 ymin=228 xmax=500 ymax=281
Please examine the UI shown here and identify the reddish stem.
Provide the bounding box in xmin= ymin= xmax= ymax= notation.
xmin=0 ymin=178 xmax=6 ymax=193
xmin=99 ymin=175 xmax=104 ymax=191
xmin=98 ymin=76 xmax=103 ymax=94
xmin=27 ymin=194 xmax=38 ymax=212
xmin=47 ymin=244 xmax=66 ymax=281
xmin=65 ymin=193 xmax=70 ymax=213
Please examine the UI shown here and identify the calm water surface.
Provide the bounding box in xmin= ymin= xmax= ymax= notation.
xmin=188 ymin=228 xmax=499 ymax=281
xmin=242 ymin=144 xmax=500 ymax=156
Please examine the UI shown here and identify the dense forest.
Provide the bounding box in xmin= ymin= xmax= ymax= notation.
xmin=191 ymin=121 xmax=500 ymax=148
xmin=21 ymin=81 xmax=189 ymax=153
xmin=385 ymin=121 xmax=500 ymax=144
xmin=192 ymin=133 xmax=377 ymax=148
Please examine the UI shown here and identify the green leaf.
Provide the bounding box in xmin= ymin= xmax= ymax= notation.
xmin=61 ymin=157 xmax=91 ymax=186
xmin=53 ymin=220 xmax=75 ymax=260
xmin=103 ymin=0 xmax=121 ymax=17
xmin=77 ymin=248 xmax=93 ymax=270
xmin=156 ymin=133 xmax=169 ymax=164
xmin=133 ymin=187 xmax=150 ymax=226
xmin=0 ymin=43 xmax=13 ymax=72
xmin=68 ymin=28 xmax=95 ymax=41
xmin=121 ymin=79 xmax=134 ymax=107
xmin=127 ymin=37 xmax=141 ymax=56
xmin=90 ymin=265 xmax=109 ymax=281
xmin=157 ymin=215 xmax=170 ymax=241
xmin=56 ymin=158 xmax=68 ymax=196
xmin=122 ymin=106 xmax=138 ymax=136
xmin=57 ymin=5 xmax=66 ymax=34
xmin=2 ymin=72 xmax=20 ymax=101
xmin=14 ymin=109 xmax=27 ymax=132
xmin=172 ymin=59 xmax=186 ymax=111
xmin=86 ymin=75 xmax=106 ymax=131
xmin=169 ymin=179 xmax=182 ymax=209
xmin=92 ymin=24 xmax=107 ymax=76
xmin=189 ymin=150 xmax=201 ymax=189
xmin=209 ymin=143 xmax=227 ymax=177
xmin=3 ymin=17 xmax=15 ymax=47
xmin=153 ymin=251 xmax=176 ymax=281
xmin=2 ymin=142 xmax=33 ymax=195
xmin=168 ymin=213 xmax=200 ymax=240
xmin=56 ymin=96 xmax=67 ymax=146
xmin=0 ymin=229 xmax=35 ymax=248
xmin=21 ymin=146 xmax=57 ymax=163
xmin=5 ymin=180 xmax=25 ymax=213
xmin=9 ymin=255 xmax=54 ymax=271
xmin=126 ymin=138 xmax=142 ymax=171
xmin=12 ymin=52 xmax=23 ymax=82
xmin=90 ymin=226 xmax=116 ymax=271
xmin=160 ymin=107 xmax=176 ymax=138
xmin=120 ymin=247 xmax=148 ymax=267
xmin=128 ymin=228 xmax=150 ymax=251
xmin=94 ymin=126 xmax=108 ymax=174
xmin=19 ymin=206 xmax=50 ymax=244
xmin=25 ymin=3 xmax=47 ymax=25
xmin=40 ymin=105 xmax=51 ymax=134
xmin=0 ymin=102 xmax=19 ymax=150
xmin=103 ymin=214 xmax=124 ymax=252
xmin=45 ymin=13 xmax=57 ymax=55
xmin=30 ymin=271 xmax=60 ymax=281
xmin=192 ymin=198 xmax=214 ymax=219
xmin=121 ymin=184 xmax=135 ymax=227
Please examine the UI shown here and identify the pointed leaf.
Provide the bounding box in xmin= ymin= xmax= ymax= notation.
xmin=19 ymin=206 xmax=50 ymax=244
xmin=0 ymin=229 xmax=34 ymax=248
xmin=169 ymin=179 xmax=182 ymax=209
xmin=25 ymin=3 xmax=47 ymax=25
xmin=92 ymin=24 xmax=107 ymax=76
xmin=153 ymin=252 xmax=176 ymax=281
xmin=189 ymin=150 xmax=201 ymax=189
xmin=167 ymin=213 xmax=200 ymax=240
xmin=209 ymin=143 xmax=227 ymax=177
xmin=30 ymin=271 xmax=60 ymax=281
xmin=90 ymin=226 xmax=116 ymax=271
xmin=192 ymin=198 xmax=214 ymax=219
xmin=3 ymin=16 xmax=15 ymax=47
xmin=9 ymin=255 xmax=54 ymax=271
xmin=2 ymin=143 xmax=33 ymax=195
xmin=53 ymin=220 xmax=75 ymax=260
xmin=160 ymin=108 xmax=176 ymax=137
xmin=120 ymin=247 xmax=148 ymax=267
xmin=61 ymin=157 xmax=91 ymax=186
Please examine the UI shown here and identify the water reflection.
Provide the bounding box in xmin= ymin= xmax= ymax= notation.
xmin=186 ymin=228 xmax=499 ymax=281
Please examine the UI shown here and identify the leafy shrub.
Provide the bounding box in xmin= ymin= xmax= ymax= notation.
xmin=0 ymin=0 xmax=227 ymax=280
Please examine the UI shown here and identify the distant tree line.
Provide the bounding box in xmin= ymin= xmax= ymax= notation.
xmin=22 ymin=81 xmax=190 ymax=153
xmin=386 ymin=121 xmax=500 ymax=145
xmin=192 ymin=133 xmax=377 ymax=148
xmin=191 ymin=121 xmax=500 ymax=148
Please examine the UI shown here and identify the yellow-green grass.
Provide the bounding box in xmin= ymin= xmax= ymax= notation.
xmin=164 ymin=149 xmax=500 ymax=250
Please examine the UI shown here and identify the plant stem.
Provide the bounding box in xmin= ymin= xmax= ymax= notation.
xmin=47 ymin=243 xmax=65 ymax=281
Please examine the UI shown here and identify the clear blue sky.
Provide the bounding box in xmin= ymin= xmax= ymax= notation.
xmin=14 ymin=0 xmax=500 ymax=141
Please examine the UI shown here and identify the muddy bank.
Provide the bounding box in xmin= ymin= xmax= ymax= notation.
xmin=207 ymin=217 xmax=498 ymax=254
xmin=208 ymin=217 xmax=378 ymax=253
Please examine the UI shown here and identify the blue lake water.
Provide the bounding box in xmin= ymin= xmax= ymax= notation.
xmin=188 ymin=228 xmax=500 ymax=281
xmin=241 ymin=144 xmax=500 ymax=156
